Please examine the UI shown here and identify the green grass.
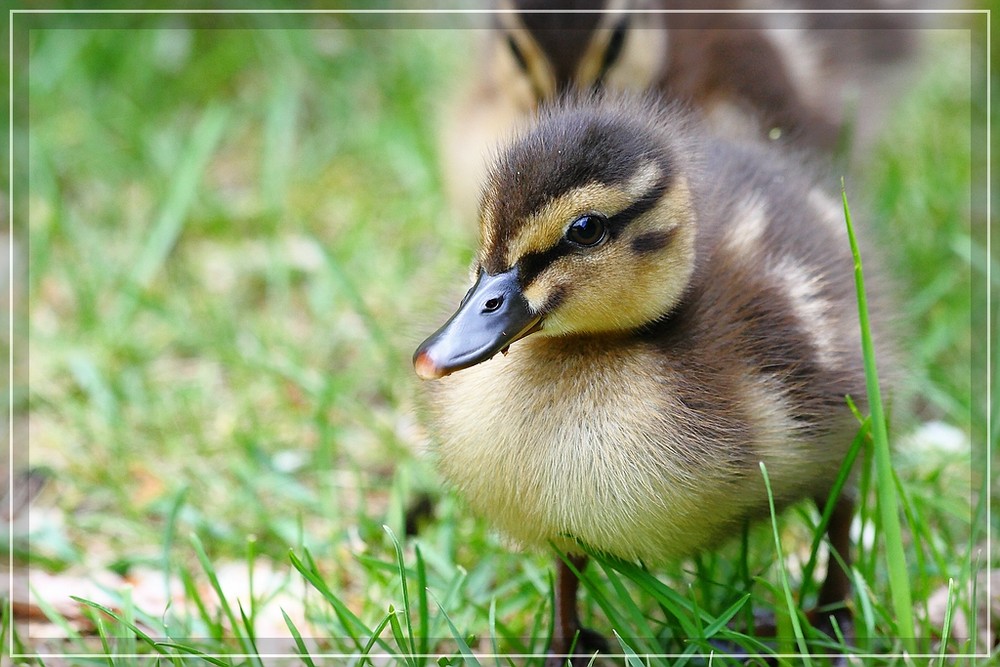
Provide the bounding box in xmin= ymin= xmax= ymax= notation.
xmin=9 ymin=9 xmax=992 ymax=667
xmin=843 ymin=186 xmax=913 ymax=652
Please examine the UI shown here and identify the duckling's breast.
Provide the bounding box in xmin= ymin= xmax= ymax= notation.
xmin=425 ymin=331 xmax=854 ymax=564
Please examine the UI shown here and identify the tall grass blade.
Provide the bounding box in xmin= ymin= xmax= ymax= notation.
xmin=842 ymin=184 xmax=915 ymax=650
xmin=758 ymin=462 xmax=811 ymax=665
xmin=384 ymin=525 xmax=418 ymax=659
xmin=425 ymin=563 xmax=468 ymax=646
xmin=594 ymin=558 xmax=659 ymax=652
xmin=178 ymin=565 xmax=220 ymax=638
xmin=851 ymin=533 xmax=877 ymax=645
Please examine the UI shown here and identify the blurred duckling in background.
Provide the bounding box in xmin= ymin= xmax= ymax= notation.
xmin=416 ymin=94 xmax=888 ymax=661
xmin=440 ymin=0 xmax=921 ymax=221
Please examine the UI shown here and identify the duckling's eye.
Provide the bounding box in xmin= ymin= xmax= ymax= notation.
xmin=566 ymin=214 xmax=607 ymax=247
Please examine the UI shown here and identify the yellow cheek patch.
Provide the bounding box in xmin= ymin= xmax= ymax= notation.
xmin=625 ymin=175 xmax=692 ymax=240
xmin=522 ymin=175 xmax=696 ymax=336
xmin=522 ymin=268 xmax=561 ymax=312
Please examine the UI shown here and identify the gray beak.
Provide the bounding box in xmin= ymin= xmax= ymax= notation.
xmin=413 ymin=267 xmax=542 ymax=380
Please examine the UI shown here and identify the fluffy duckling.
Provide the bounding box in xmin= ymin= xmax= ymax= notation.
xmin=440 ymin=0 xmax=920 ymax=220
xmin=487 ymin=0 xmax=846 ymax=148
xmin=416 ymin=94 xmax=882 ymax=660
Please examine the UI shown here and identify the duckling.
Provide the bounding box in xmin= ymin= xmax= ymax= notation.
xmin=488 ymin=0 xmax=846 ymax=148
xmin=439 ymin=0 xmax=920 ymax=220
xmin=416 ymin=93 xmax=884 ymax=661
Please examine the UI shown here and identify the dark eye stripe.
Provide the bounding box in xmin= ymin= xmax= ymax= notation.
xmin=519 ymin=245 xmax=565 ymax=288
xmin=518 ymin=178 xmax=669 ymax=287
xmin=631 ymin=228 xmax=677 ymax=256
xmin=607 ymin=180 xmax=668 ymax=229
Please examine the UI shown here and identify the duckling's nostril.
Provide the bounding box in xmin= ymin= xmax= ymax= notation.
xmin=483 ymin=296 xmax=504 ymax=313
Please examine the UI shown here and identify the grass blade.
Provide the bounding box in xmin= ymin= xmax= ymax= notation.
xmin=361 ymin=610 xmax=396 ymax=663
xmin=938 ymin=578 xmax=956 ymax=662
xmin=850 ymin=567 xmax=877 ymax=647
xmin=574 ymin=545 xmax=703 ymax=638
xmin=161 ymin=485 xmax=189 ymax=609
xmin=488 ymin=597 xmax=501 ymax=666
xmin=87 ymin=610 xmax=115 ymax=667
xmin=236 ymin=600 xmax=263 ymax=667
xmin=799 ymin=417 xmax=869 ymax=603
xmin=384 ymin=525 xmax=418 ymax=659
xmin=288 ymin=548 xmax=393 ymax=655
xmin=592 ymin=558 xmax=659 ymax=654
xmin=842 ymin=185 xmax=915 ymax=650
xmin=154 ymin=642 xmax=232 ymax=666
xmin=190 ymin=533 xmax=256 ymax=657
xmin=429 ymin=590 xmax=481 ymax=665
xmin=758 ymin=462 xmax=811 ymax=666
xmin=701 ymin=593 xmax=751 ymax=639
xmin=613 ymin=630 xmax=647 ymax=667
xmin=280 ymin=608 xmax=317 ymax=667
xmin=415 ymin=543 xmax=430 ymax=658
xmin=388 ymin=604 xmax=413 ymax=664
xmin=178 ymin=565 xmax=220 ymax=638
xmin=71 ymin=596 xmax=165 ymax=654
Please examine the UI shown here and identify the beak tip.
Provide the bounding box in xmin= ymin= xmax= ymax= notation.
xmin=413 ymin=350 xmax=446 ymax=381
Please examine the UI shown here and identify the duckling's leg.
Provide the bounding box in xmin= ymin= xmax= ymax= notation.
xmin=812 ymin=494 xmax=855 ymax=643
xmin=547 ymin=554 xmax=608 ymax=667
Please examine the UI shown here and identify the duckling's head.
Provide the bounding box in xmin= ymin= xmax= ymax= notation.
xmin=493 ymin=0 xmax=668 ymax=110
xmin=415 ymin=96 xmax=698 ymax=380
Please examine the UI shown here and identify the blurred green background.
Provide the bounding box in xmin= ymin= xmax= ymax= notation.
xmin=7 ymin=6 xmax=993 ymax=663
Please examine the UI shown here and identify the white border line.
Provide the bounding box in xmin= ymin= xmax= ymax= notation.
xmin=6 ymin=8 xmax=993 ymax=659
xmin=5 ymin=7 xmax=992 ymax=13
xmin=8 ymin=7 xmax=14 ymax=663
xmin=985 ymin=8 xmax=992 ymax=658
